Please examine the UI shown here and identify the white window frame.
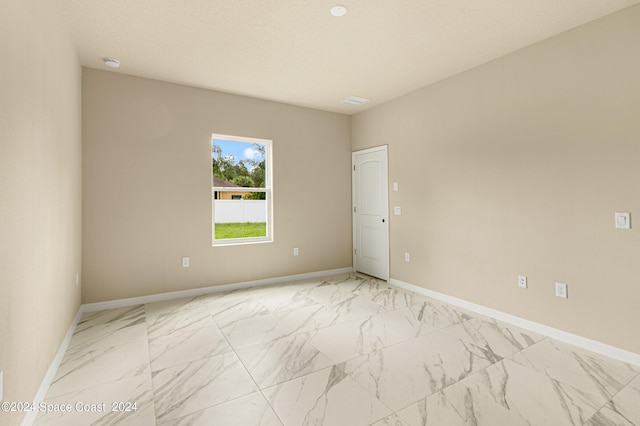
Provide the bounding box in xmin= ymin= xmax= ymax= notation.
xmin=212 ymin=133 xmax=273 ymax=246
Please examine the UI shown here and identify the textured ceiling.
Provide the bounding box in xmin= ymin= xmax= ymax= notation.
xmin=57 ymin=0 xmax=640 ymax=114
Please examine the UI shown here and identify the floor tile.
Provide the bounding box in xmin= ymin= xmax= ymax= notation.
xmin=194 ymin=290 xmax=242 ymax=310
xmin=206 ymin=285 xmax=280 ymax=308
xmin=509 ymin=339 xmax=640 ymax=401
xmin=327 ymin=293 xmax=387 ymax=322
xmin=76 ymin=305 xmax=145 ymax=332
xmin=161 ymin=392 xmax=282 ymax=426
xmin=68 ymin=322 xmax=148 ymax=355
xmin=276 ymin=302 xmax=341 ymax=334
xmin=148 ymin=325 xmax=232 ymax=371
xmin=402 ymin=359 xmax=605 ymax=425
xmin=259 ymin=287 xmax=317 ymax=313
xmin=152 ymin=352 xmax=258 ymax=423
xmin=370 ymin=413 xmax=412 ymax=426
xmin=395 ymin=398 xmax=428 ymax=426
xmin=341 ymin=322 xmax=501 ymax=411
xmin=584 ymin=373 xmax=640 ymax=426
xmin=441 ymin=317 xmax=542 ymax=362
xmin=350 ymin=277 xmax=392 ymax=297
xmin=340 ymin=344 xmax=428 ymax=412
xmin=47 ymin=339 xmax=150 ymax=398
xmin=463 ymin=316 xmax=545 ymax=358
xmin=263 ymin=366 xmax=391 ymax=426
xmin=368 ymin=288 xmax=430 ymax=310
xmin=405 ymin=299 xmax=475 ymax=335
xmin=303 ymin=282 xmax=357 ymax=307
xmin=287 ymin=277 xmax=331 ymax=290
xmin=35 ymin=373 xmax=155 ymax=425
xmin=236 ymin=333 xmax=333 ymax=388
xmin=146 ymin=307 xmax=215 ymax=339
xmin=210 ymin=299 xmax=270 ymax=327
xmin=323 ymin=273 xmax=360 ymax=285
xmin=35 ymin=273 xmax=640 ymax=425
xmin=221 ymin=313 xmax=293 ymax=349
xmin=585 ymin=375 xmax=640 ymax=426
xmin=145 ymin=296 xmax=208 ymax=322
xmin=310 ymin=309 xmax=419 ymax=363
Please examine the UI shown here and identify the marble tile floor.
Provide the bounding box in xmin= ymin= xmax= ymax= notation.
xmin=34 ymin=273 xmax=640 ymax=425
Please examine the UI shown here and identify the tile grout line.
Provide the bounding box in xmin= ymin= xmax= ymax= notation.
xmin=149 ymin=297 xmax=264 ymax=423
xmin=581 ymin=369 xmax=640 ymax=425
xmin=333 ymin=361 xmax=397 ymax=424
xmin=215 ymin=298 xmax=287 ymax=426
xmin=142 ymin=305 xmax=159 ymax=425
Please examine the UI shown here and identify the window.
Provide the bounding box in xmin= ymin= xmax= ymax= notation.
xmin=212 ymin=134 xmax=272 ymax=245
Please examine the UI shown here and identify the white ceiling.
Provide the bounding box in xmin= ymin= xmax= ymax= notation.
xmin=58 ymin=0 xmax=640 ymax=115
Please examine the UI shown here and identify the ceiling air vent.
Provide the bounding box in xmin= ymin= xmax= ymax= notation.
xmin=340 ymin=96 xmax=370 ymax=106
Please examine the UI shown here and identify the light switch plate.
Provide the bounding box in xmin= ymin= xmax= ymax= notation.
xmin=615 ymin=212 xmax=630 ymax=229
xmin=182 ymin=257 xmax=190 ymax=268
xmin=393 ymin=182 xmax=399 ymax=192
xmin=394 ymin=206 xmax=402 ymax=216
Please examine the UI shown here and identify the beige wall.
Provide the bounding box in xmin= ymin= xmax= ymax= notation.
xmin=0 ymin=0 xmax=82 ymax=424
xmin=82 ymin=69 xmax=352 ymax=303
xmin=352 ymin=5 xmax=640 ymax=354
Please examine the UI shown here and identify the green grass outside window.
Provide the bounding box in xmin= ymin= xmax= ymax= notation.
xmin=215 ymin=222 xmax=266 ymax=239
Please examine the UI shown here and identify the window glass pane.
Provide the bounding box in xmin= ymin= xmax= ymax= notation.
xmin=212 ymin=136 xmax=270 ymax=244
xmin=213 ymin=192 xmax=267 ymax=239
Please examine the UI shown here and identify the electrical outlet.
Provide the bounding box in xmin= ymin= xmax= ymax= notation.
xmin=182 ymin=257 xmax=190 ymax=268
xmin=555 ymin=282 xmax=568 ymax=299
xmin=293 ymin=248 xmax=299 ymax=256
xmin=518 ymin=275 xmax=527 ymax=289
xmin=404 ymin=252 xmax=410 ymax=262
xmin=0 ymin=370 xmax=4 ymax=402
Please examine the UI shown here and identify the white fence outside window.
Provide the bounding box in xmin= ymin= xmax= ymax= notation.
xmin=214 ymin=200 xmax=267 ymax=223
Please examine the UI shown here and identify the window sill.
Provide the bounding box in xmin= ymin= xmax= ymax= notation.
xmin=212 ymin=237 xmax=273 ymax=247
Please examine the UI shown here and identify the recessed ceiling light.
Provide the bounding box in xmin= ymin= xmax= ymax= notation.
xmin=103 ymin=58 xmax=121 ymax=69
xmin=330 ymin=5 xmax=347 ymax=17
xmin=341 ymin=96 xmax=370 ymax=106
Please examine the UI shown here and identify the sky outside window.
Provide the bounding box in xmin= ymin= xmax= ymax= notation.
xmin=212 ymin=138 xmax=264 ymax=171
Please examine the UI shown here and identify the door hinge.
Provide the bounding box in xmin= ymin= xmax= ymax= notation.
xmin=353 ymin=165 xmax=356 ymax=171
xmin=354 ymin=206 xmax=356 ymax=213
xmin=354 ymin=248 xmax=357 ymax=255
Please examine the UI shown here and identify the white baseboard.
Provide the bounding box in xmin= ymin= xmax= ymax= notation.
xmin=390 ymin=278 xmax=640 ymax=367
xmin=83 ymin=267 xmax=354 ymax=312
xmin=21 ymin=307 xmax=84 ymax=426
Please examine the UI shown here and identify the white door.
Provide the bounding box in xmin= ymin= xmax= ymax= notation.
xmin=352 ymin=146 xmax=389 ymax=280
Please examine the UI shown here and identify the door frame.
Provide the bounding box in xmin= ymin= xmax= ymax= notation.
xmin=352 ymin=145 xmax=390 ymax=280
